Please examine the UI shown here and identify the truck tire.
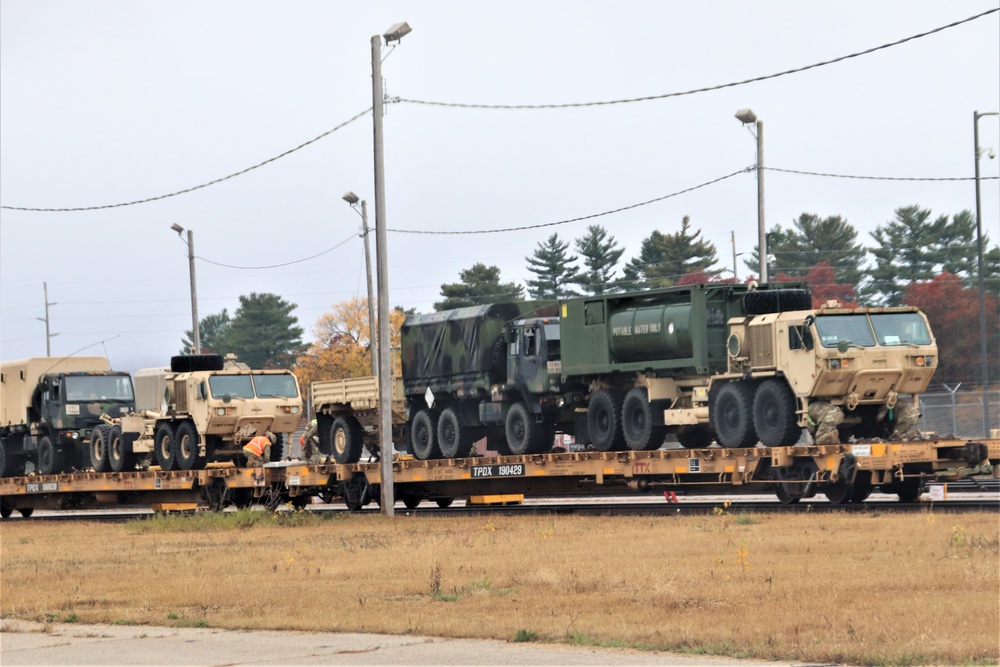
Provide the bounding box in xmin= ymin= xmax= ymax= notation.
xmin=743 ymin=289 xmax=812 ymax=315
xmin=410 ymin=409 xmax=441 ymax=460
xmin=437 ymin=407 xmax=474 ymax=458
xmin=332 ymin=416 xmax=364 ymax=464
xmin=675 ymin=425 xmax=715 ymax=449
xmin=170 ymin=354 xmax=226 ymax=373
xmin=711 ymin=382 xmax=758 ymax=448
xmin=587 ymin=389 xmax=626 ymax=452
xmin=505 ymin=402 xmax=548 ymax=455
xmin=37 ymin=435 xmax=64 ymax=475
xmin=174 ymin=421 xmax=201 ymax=470
xmin=752 ymin=379 xmax=800 ymax=447
xmin=108 ymin=426 xmax=134 ymax=473
xmin=154 ymin=423 xmax=177 ymax=471
xmin=90 ymin=424 xmax=113 ymax=472
xmin=622 ymin=387 xmax=666 ymax=451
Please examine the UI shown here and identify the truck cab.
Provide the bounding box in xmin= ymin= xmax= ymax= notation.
xmin=506 ymin=317 xmax=562 ymax=396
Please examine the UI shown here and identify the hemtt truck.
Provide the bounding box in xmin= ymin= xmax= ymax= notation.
xmin=0 ymin=357 xmax=135 ymax=476
xmin=399 ymin=283 xmax=938 ymax=460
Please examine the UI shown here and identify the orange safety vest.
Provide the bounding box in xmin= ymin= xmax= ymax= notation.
xmin=243 ymin=436 xmax=270 ymax=457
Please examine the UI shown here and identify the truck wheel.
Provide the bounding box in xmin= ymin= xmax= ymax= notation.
xmin=90 ymin=424 xmax=113 ymax=473
xmin=752 ymin=379 xmax=800 ymax=447
xmin=743 ymin=289 xmax=812 ymax=315
xmin=410 ymin=409 xmax=441 ymax=460
xmin=154 ymin=423 xmax=177 ymax=470
xmin=437 ymin=407 xmax=474 ymax=458
xmin=676 ymin=425 xmax=715 ymax=449
xmin=505 ymin=402 xmax=544 ymax=455
xmin=711 ymin=383 xmax=758 ymax=448
xmin=622 ymin=388 xmax=666 ymax=451
xmin=108 ymin=426 xmax=134 ymax=473
xmin=174 ymin=422 xmax=201 ymax=470
xmin=37 ymin=435 xmax=64 ymax=475
xmin=588 ymin=389 xmax=626 ymax=452
xmin=332 ymin=416 xmax=364 ymax=464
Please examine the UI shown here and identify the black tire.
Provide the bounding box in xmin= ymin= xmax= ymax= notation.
xmin=108 ymin=426 xmax=134 ymax=473
xmin=90 ymin=424 xmax=113 ymax=473
xmin=317 ymin=414 xmax=334 ymax=457
xmin=437 ymin=407 xmax=474 ymax=458
xmin=270 ymin=432 xmax=285 ymax=462
xmin=743 ymin=289 xmax=812 ymax=315
xmin=331 ymin=416 xmax=364 ymax=464
xmin=435 ymin=497 xmax=454 ymax=508
xmin=891 ymin=478 xmax=922 ymax=503
xmin=154 ymin=423 xmax=177 ymax=471
xmin=402 ymin=496 xmax=421 ymax=509
xmin=174 ymin=421 xmax=201 ymax=470
xmin=505 ymin=402 xmax=546 ymax=455
xmin=711 ymin=382 xmax=758 ymax=448
xmin=0 ymin=501 xmax=13 ymax=519
xmin=675 ymin=425 xmax=715 ymax=449
xmin=753 ymin=379 xmax=800 ymax=447
xmin=170 ymin=354 xmax=226 ymax=373
xmin=587 ymin=389 xmax=625 ymax=452
xmin=37 ymin=435 xmax=65 ymax=475
xmin=622 ymin=387 xmax=666 ymax=451
xmin=410 ymin=409 xmax=441 ymax=460
xmin=18 ymin=507 xmax=34 ymax=518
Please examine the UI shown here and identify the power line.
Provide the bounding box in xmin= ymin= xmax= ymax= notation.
xmin=766 ymin=166 xmax=1000 ymax=182
xmin=399 ymin=9 xmax=998 ymax=110
xmin=0 ymin=108 xmax=372 ymax=212
xmin=388 ymin=168 xmax=750 ymax=235
xmin=196 ymin=232 xmax=358 ymax=270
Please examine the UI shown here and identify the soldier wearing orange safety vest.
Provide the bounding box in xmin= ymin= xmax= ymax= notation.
xmin=243 ymin=432 xmax=275 ymax=467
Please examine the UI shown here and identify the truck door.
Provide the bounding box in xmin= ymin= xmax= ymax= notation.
xmin=512 ymin=323 xmax=548 ymax=395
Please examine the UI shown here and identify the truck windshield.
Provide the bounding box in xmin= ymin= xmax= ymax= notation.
xmin=870 ymin=312 xmax=932 ymax=346
xmin=208 ymin=375 xmax=255 ymax=399
xmin=252 ymin=373 xmax=299 ymax=398
xmin=814 ymin=315 xmax=877 ymax=348
xmin=64 ymin=375 xmax=134 ymax=402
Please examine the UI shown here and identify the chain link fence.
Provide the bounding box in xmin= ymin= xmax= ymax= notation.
xmin=918 ymin=388 xmax=1000 ymax=439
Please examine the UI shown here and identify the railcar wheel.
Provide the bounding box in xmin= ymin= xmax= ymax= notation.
xmin=18 ymin=507 xmax=34 ymax=518
xmin=331 ymin=416 xmax=364 ymax=464
xmin=711 ymin=382 xmax=758 ymax=448
xmin=774 ymin=483 xmax=802 ymax=505
xmin=752 ymin=379 xmax=800 ymax=447
xmin=676 ymin=425 xmax=715 ymax=449
xmin=174 ymin=421 xmax=201 ymax=471
xmin=90 ymin=424 xmax=112 ymax=473
xmin=505 ymin=402 xmax=546 ymax=455
xmin=892 ymin=478 xmax=922 ymax=503
xmin=850 ymin=471 xmax=874 ymax=503
xmin=622 ymin=387 xmax=665 ymax=451
xmin=0 ymin=501 xmax=13 ymax=519
xmin=154 ymin=423 xmax=177 ymax=470
xmin=37 ymin=436 xmax=64 ymax=475
xmin=588 ymin=389 xmax=625 ymax=452
xmin=410 ymin=409 xmax=441 ymax=460
xmin=402 ymin=496 xmax=422 ymax=509
xmin=437 ymin=407 xmax=474 ymax=458
xmin=436 ymin=497 xmax=454 ymax=508
xmin=823 ymin=477 xmax=853 ymax=505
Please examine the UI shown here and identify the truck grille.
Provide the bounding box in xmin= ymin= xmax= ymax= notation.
xmin=749 ymin=324 xmax=774 ymax=368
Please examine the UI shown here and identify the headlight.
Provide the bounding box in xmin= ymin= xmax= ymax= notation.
xmin=829 ymin=359 xmax=850 ymax=370
xmin=916 ymin=356 xmax=934 ymax=367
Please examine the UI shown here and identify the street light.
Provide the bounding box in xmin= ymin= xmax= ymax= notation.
xmin=735 ymin=108 xmax=767 ymax=283
xmin=171 ymin=223 xmax=200 ymax=354
xmin=372 ymin=21 xmax=411 ymax=516
xmin=974 ymin=110 xmax=998 ymax=437
xmin=343 ymin=191 xmax=378 ymax=376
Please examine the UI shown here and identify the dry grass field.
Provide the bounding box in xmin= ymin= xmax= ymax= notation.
xmin=1 ymin=507 xmax=998 ymax=666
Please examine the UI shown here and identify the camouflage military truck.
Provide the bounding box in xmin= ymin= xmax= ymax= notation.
xmin=399 ymin=284 xmax=938 ymax=460
xmin=114 ymin=354 xmax=303 ymax=471
xmin=0 ymin=357 xmax=135 ymax=476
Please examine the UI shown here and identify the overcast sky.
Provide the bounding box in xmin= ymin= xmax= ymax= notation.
xmin=2 ymin=1 xmax=998 ymax=373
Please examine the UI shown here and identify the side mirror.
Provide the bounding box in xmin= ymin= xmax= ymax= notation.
xmin=502 ymin=327 xmax=516 ymax=344
xmin=223 ymin=394 xmax=232 ymax=404
xmin=198 ymin=381 xmax=208 ymax=400
xmin=837 ymin=340 xmax=850 ymax=354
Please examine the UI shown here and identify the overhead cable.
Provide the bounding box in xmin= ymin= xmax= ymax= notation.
xmin=399 ymin=9 xmax=998 ymax=110
xmin=0 ymin=108 xmax=372 ymax=212
xmin=766 ymin=166 xmax=1000 ymax=182
xmin=387 ymin=169 xmax=750 ymax=235
xmin=196 ymin=232 xmax=357 ymax=270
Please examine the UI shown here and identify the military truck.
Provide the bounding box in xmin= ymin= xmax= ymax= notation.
xmin=113 ymin=354 xmax=303 ymax=471
xmin=0 ymin=357 xmax=135 ymax=476
xmin=312 ymin=375 xmax=405 ymax=463
xmin=398 ymin=283 xmax=938 ymax=459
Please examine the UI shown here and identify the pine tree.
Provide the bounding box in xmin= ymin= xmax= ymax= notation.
xmin=222 ymin=293 xmax=304 ymax=368
xmin=573 ymin=225 xmax=625 ymax=295
xmin=435 ymin=263 xmax=524 ymax=311
xmin=863 ymin=206 xmax=945 ymax=306
xmin=621 ymin=216 xmax=718 ymax=291
xmin=744 ymin=213 xmax=866 ymax=286
xmin=525 ymin=233 xmax=581 ymax=299
xmin=180 ymin=309 xmax=231 ymax=355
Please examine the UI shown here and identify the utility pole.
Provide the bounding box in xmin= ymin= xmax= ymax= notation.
xmin=731 ymin=231 xmax=738 ymax=280
xmin=36 ymin=282 xmax=58 ymax=356
xmin=974 ymin=110 xmax=998 ymax=437
xmin=343 ymin=193 xmax=378 ymax=376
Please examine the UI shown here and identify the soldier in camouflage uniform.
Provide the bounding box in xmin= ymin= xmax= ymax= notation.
xmin=807 ymin=401 xmax=844 ymax=445
xmin=877 ymin=400 xmax=922 ymax=438
xmin=299 ymin=418 xmax=322 ymax=463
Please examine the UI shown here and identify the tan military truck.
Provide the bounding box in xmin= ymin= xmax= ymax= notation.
xmin=311 ymin=375 xmax=405 ymax=464
xmin=115 ymin=354 xmax=303 ymax=471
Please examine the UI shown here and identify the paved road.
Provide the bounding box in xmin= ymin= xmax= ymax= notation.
xmin=0 ymin=620 xmax=807 ymax=666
